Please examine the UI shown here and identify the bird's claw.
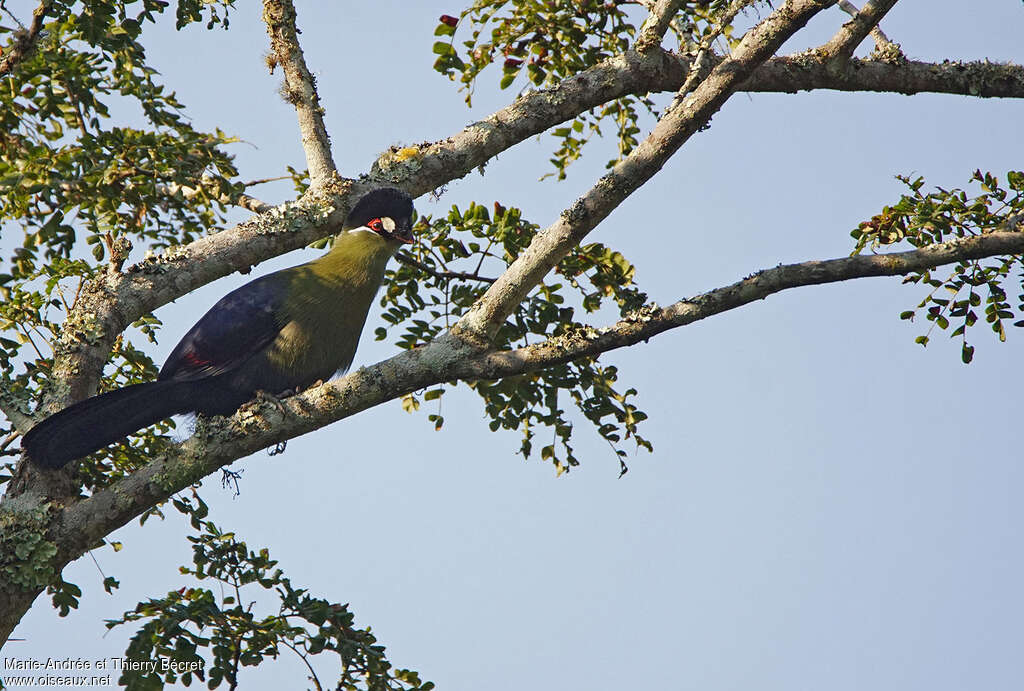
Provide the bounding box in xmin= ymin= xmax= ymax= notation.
xmin=253 ymin=390 xmax=288 ymax=415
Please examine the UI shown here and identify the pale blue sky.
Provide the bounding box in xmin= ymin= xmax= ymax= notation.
xmin=6 ymin=2 xmax=1024 ymax=689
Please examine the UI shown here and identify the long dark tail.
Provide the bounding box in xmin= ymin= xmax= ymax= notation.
xmin=22 ymin=380 xmax=200 ymax=469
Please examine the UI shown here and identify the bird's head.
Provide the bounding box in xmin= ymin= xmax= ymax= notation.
xmin=344 ymin=187 xmax=415 ymax=245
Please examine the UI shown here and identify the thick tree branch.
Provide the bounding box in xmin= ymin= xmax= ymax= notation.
xmin=746 ymin=55 xmax=1024 ymax=97
xmin=157 ymin=179 xmax=272 ymax=215
xmin=0 ymin=388 xmax=33 ymax=433
xmin=837 ymin=0 xmax=895 ymax=51
xmin=635 ymin=0 xmax=684 ymax=52
xmin=48 ymin=226 xmax=1024 ymax=578
xmin=451 ymin=0 xmax=838 ymax=342
xmin=388 ymin=51 xmax=1024 ymax=197
xmin=262 ymin=0 xmax=336 ymax=186
xmin=0 ymin=0 xmax=52 ymax=77
xmin=821 ymin=0 xmax=899 ymax=66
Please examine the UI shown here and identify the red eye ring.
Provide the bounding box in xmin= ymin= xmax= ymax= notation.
xmin=368 ymin=218 xmax=384 ymax=232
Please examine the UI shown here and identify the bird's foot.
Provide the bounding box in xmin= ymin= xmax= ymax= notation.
xmin=252 ymin=390 xmax=289 ymax=415
xmin=288 ymin=379 xmax=324 ymax=396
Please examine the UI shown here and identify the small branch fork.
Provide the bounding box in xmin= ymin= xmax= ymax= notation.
xmin=0 ymin=0 xmax=53 ymax=77
xmin=453 ymin=0 xmax=840 ymax=343
xmin=837 ymin=0 xmax=896 ymax=51
xmin=261 ymin=0 xmax=336 ymax=187
xmin=822 ymin=0 xmax=900 ymax=65
xmin=635 ymin=0 xmax=684 ymax=52
xmin=394 ymin=253 xmax=497 ymax=285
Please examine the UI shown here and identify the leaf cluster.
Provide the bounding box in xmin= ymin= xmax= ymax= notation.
xmin=430 ymin=1 xmax=764 ymax=177
xmin=851 ymin=170 xmax=1024 ymax=363
xmin=379 ymin=201 xmax=651 ymax=475
xmin=106 ymin=495 xmax=433 ymax=691
xmin=0 ymin=1 xmax=243 ymax=489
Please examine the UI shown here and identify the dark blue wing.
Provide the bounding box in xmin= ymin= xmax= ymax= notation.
xmin=159 ymin=271 xmax=290 ymax=382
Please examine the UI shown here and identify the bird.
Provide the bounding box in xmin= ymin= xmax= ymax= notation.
xmin=22 ymin=187 xmax=415 ymax=469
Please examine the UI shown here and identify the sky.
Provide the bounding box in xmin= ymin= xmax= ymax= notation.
xmin=4 ymin=1 xmax=1024 ymax=690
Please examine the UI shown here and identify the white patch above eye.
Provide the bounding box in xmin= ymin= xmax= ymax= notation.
xmin=381 ymin=217 xmax=396 ymax=232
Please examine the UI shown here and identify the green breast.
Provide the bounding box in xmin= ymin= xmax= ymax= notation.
xmin=266 ymin=230 xmax=397 ymax=380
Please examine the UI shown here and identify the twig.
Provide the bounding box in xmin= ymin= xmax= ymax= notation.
xmin=280 ymin=639 xmax=323 ymax=691
xmin=395 ymin=252 xmax=496 ymax=284
xmin=0 ymin=431 xmax=21 ymax=452
xmin=232 ymin=193 xmax=273 ymax=214
xmin=242 ymin=175 xmax=292 ymax=187
xmin=261 ymin=0 xmax=336 ymax=187
xmin=58 ymin=170 xmax=273 ymax=215
xmin=0 ymin=0 xmax=53 ymax=77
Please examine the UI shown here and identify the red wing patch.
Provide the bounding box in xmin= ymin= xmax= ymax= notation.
xmin=182 ymin=350 xmax=212 ymax=368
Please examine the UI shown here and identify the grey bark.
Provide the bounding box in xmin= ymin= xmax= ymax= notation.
xmin=2 ymin=0 xmax=1023 ymax=643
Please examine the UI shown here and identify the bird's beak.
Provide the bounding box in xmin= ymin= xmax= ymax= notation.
xmin=394 ymin=225 xmax=414 ymax=244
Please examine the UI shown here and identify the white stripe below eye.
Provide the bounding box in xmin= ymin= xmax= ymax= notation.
xmin=382 ymin=217 xmax=396 ymax=232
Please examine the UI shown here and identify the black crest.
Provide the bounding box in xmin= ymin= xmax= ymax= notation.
xmin=345 ymin=188 xmax=414 ymax=229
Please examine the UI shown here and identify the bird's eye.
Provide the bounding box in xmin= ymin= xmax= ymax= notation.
xmin=368 ymin=218 xmax=384 ymax=232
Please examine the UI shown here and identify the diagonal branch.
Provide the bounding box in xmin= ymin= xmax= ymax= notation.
xmin=262 ymin=0 xmax=336 ymax=186
xmin=451 ymin=0 xmax=839 ymax=343
xmin=821 ymin=0 xmax=900 ymax=66
xmin=387 ymin=51 xmax=1024 ymax=200
xmin=837 ymin=0 xmax=896 ymax=51
xmin=635 ymin=0 xmax=684 ymax=52
xmin=0 ymin=0 xmax=53 ymax=77
xmin=50 ymin=225 xmax=1024 ymax=569
xmin=484 ymin=230 xmax=1024 ymax=375
xmin=0 ymin=388 xmax=34 ymax=434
